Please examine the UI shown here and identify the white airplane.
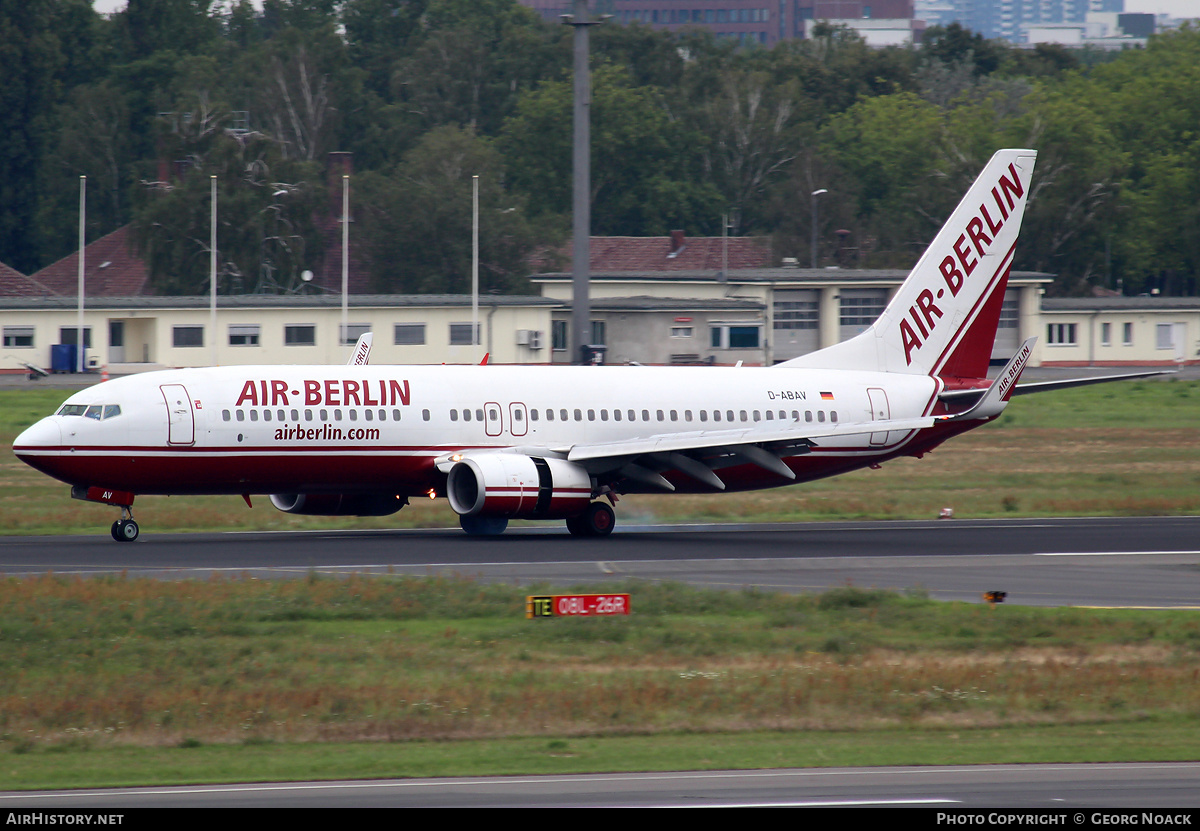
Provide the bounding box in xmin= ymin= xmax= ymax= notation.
xmin=11 ymin=149 xmax=1161 ymax=541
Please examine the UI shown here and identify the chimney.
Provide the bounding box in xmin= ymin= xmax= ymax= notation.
xmin=327 ymin=151 xmax=353 ymax=215
xmin=667 ymin=229 xmax=686 ymax=258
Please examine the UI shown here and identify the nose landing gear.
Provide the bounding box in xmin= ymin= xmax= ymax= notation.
xmin=110 ymin=505 xmax=139 ymax=542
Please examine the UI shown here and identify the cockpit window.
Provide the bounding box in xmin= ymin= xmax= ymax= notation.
xmin=57 ymin=403 xmax=122 ymax=420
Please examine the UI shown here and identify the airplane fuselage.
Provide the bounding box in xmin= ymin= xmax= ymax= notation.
xmin=15 ymin=364 xmax=955 ymax=498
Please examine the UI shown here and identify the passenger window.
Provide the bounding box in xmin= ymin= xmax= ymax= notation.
xmin=279 ymin=409 xmax=287 ymax=422
xmin=290 ymin=409 xmax=298 ymax=421
xmin=817 ymin=411 xmax=826 ymax=423
xmin=804 ymin=411 xmax=811 ymax=422
xmin=236 ymin=410 xmax=245 ymax=422
xmin=304 ymin=409 xmax=313 ymax=421
xmin=250 ymin=410 xmax=259 ymax=422
xmin=657 ymin=410 xmax=664 ymax=421
xmin=601 ymin=409 xmax=609 ymax=421
xmin=450 ymin=410 xmax=458 ymax=422
xmin=514 ymin=409 xmax=523 ymax=422
xmin=612 ymin=409 xmax=620 ymax=421
xmin=574 ymin=409 xmax=582 ymax=421
xmin=349 ymin=409 xmax=358 ymax=421
xmin=463 ymin=409 xmax=471 ymax=422
xmin=587 ymin=409 xmax=595 ymax=421
xmin=641 ymin=410 xmax=649 ymax=421
xmin=727 ymin=410 xmax=734 ymax=422
xmin=364 ymin=409 xmax=373 ymax=421
xmin=831 ymin=411 xmax=838 ymax=422
xmin=530 ymin=409 xmax=538 ymax=421
xmin=546 ymin=409 xmax=554 ymax=422
xmin=684 ymin=410 xmax=693 ymax=422
xmin=264 ymin=409 xmax=272 ymax=422
xmin=222 ymin=410 xmax=231 ymax=422
xmin=561 ymin=409 xmax=569 ymax=421
xmin=475 ymin=408 xmax=484 ymax=421
xmin=422 ymin=409 xmax=430 ymax=421
xmin=320 ymin=409 xmax=328 ymax=420
xmin=700 ymin=410 xmax=709 ymax=422
xmin=393 ymin=409 xmax=402 ymax=420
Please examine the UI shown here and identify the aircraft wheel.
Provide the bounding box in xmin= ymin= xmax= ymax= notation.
xmin=567 ymin=502 xmax=615 ymax=537
xmin=112 ymin=519 xmax=139 ymax=542
xmin=459 ymin=514 xmax=508 ymax=536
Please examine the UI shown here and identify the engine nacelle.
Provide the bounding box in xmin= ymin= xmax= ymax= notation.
xmin=446 ymin=454 xmax=592 ymax=519
xmin=269 ymin=492 xmax=407 ymax=516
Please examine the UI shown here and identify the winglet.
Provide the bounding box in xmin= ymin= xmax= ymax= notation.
xmin=349 ymin=332 xmax=373 ymax=366
xmin=948 ymin=336 xmax=1036 ymax=421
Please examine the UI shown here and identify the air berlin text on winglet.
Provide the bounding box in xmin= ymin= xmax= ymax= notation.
xmin=234 ymin=378 xmax=411 ymax=408
xmin=900 ymin=162 xmax=1026 ymax=366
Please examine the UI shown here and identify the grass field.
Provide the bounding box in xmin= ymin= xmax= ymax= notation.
xmin=2 ymin=379 xmax=1199 ymax=534
xmin=3 ymin=575 xmax=1200 ymax=790
xmin=0 ymin=379 xmax=1197 ymax=789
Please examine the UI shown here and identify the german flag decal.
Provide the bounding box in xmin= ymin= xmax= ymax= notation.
xmin=820 ymin=391 xmax=835 ymax=400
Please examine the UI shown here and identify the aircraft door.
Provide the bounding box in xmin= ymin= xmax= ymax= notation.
xmin=161 ymin=384 xmax=195 ymax=446
xmin=867 ymin=387 xmax=890 ymax=447
xmin=509 ymin=402 xmax=528 ymax=437
xmin=484 ymin=402 xmax=503 ymax=437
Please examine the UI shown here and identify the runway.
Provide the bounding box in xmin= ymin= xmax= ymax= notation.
xmin=4 ymin=763 xmax=1200 ymax=808
xmin=0 ymin=515 xmax=1198 ymax=607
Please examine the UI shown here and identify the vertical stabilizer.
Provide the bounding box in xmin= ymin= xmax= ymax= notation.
xmin=779 ymin=149 xmax=1037 ymax=379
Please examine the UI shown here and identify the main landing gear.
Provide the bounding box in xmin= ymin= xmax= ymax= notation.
xmin=565 ymin=501 xmax=615 ymax=537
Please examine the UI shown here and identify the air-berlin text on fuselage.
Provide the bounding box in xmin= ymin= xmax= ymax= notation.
xmin=234 ymin=378 xmax=411 ymax=408
xmin=900 ymin=162 xmax=1026 ymax=366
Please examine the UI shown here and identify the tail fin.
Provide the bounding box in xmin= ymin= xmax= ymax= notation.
xmin=348 ymin=332 xmax=373 ymax=366
xmin=778 ymin=149 xmax=1037 ymax=379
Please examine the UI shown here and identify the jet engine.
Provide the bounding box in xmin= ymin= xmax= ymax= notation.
xmin=446 ymin=454 xmax=592 ymax=519
xmin=269 ymin=492 xmax=407 ymax=516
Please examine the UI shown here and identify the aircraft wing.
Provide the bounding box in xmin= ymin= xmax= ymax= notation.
xmin=552 ymin=414 xmax=943 ymax=491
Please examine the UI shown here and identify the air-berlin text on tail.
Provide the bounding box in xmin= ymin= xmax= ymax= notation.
xmin=901 ymin=162 xmax=1026 ymax=366
xmin=234 ymin=377 xmax=411 ymax=408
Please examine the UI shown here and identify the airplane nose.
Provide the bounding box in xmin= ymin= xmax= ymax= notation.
xmin=13 ymin=418 xmax=61 ymax=454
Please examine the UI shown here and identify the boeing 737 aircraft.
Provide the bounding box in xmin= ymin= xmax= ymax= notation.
xmin=11 ymin=149 xmax=1160 ymax=541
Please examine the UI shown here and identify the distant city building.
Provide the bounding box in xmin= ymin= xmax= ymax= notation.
xmin=519 ymin=1 xmax=918 ymax=46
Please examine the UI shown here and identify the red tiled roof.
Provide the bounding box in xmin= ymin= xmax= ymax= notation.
xmin=0 ymin=261 xmax=58 ymax=297
xmin=28 ymin=226 xmax=150 ymax=298
xmin=532 ymin=234 xmax=773 ymax=273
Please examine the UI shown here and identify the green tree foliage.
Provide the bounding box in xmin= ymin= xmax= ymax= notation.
xmin=357 ymin=125 xmax=544 ymax=294
xmin=501 ymin=64 xmax=724 ymax=236
xmin=5 ymin=5 xmax=1200 ymax=298
xmin=131 ymin=125 xmax=323 ymax=295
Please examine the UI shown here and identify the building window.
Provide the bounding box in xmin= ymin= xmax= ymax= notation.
xmin=839 ymin=290 xmax=887 ymax=326
xmin=774 ymin=300 xmax=819 ymax=330
xmin=711 ymin=323 xmax=762 ymax=349
xmin=590 ymin=320 xmax=606 ymax=346
xmin=394 ymin=323 xmax=425 ymax=345
xmin=1047 ymin=323 xmax=1077 ymax=346
xmin=449 ymin=323 xmax=479 ymax=346
xmin=1123 ymin=322 xmax=1134 ymax=346
xmin=1100 ymin=322 xmax=1111 ymax=347
xmin=285 ymin=324 xmax=316 ymax=346
xmin=340 ymin=322 xmax=371 ymax=346
xmin=670 ymin=326 xmax=693 ymax=338
xmin=173 ymin=326 xmax=204 ymax=348
xmin=552 ymin=320 xmax=568 ymax=351
xmin=3 ymin=326 xmax=34 ymax=348
xmin=998 ymin=298 xmax=1019 ymax=329
xmin=1156 ymin=323 xmax=1176 ymax=350
xmin=229 ymin=324 xmax=260 ymax=346
xmin=59 ymin=327 xmax=92 ymax=348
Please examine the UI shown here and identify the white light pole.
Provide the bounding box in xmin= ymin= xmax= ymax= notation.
xmin=811 ymin=188 xmax=827 ymax=270
xmin=210 ymin=175 xmax=218 ymax=367
xmin=342 ymin=173 xmax=349 ymax=356
xmin=472 ymin=174 xmax=479 ymax=349
xmin=77 ymin=176 xmax=85 ymax=373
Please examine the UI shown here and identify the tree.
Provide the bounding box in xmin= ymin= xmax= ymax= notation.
xmin=132 ymin=126 xmax=323 ymax=295
xmin=500 ymin=65 xmax=723 ymax=236
xmin=357 ymin=125 xmax=544 ymax=294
